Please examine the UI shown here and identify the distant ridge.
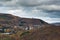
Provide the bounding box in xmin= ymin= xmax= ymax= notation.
xmin=52 ymin=22 xmax=60 ymax=26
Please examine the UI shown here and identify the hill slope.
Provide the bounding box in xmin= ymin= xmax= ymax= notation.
xmin=20 ymin=25 xmax=60 ymax=40
xmin=0 ymin=13 xmax=48 ymax=29
xmin=0 ymin=13 xmax=60 ymax=40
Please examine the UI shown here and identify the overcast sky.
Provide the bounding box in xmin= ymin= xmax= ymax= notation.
xmin=0 ymin=0 xmax=60 ymax=23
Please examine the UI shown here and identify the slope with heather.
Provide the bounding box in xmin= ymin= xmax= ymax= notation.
xmin=20 ymin=25 xmax=60 ymax=40
xmin=0 ymin=13 xmax=48 ymax=29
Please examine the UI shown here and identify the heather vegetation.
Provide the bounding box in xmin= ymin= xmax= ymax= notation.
xmin=0 ymin=25 xmax=60 ymax=40
xmin=20 ymin=26 xmax=60 ymax=40
xmin=0 ymin=14 xmax=60 ymax=40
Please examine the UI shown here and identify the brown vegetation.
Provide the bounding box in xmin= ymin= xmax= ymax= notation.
xmin=0 ymin=13 xmax=60 ymax=40
xmin=0 ymin=25 xmax=60 ymax=40
xmin=20 ymin=25 xmax=60 ymax=40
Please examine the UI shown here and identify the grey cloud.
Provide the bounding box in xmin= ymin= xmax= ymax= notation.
xmin=0 ymin=0 xmax=60 ymax=7
xmin=17 ymin=0 xmax=60 ymax=6
xmin=0 ymin=0 xmax=55 ymax=7
xmin=17 ymin=0 xmax=60 ymax=7
xmin=0 ymin=0 xmax=60 ymax=11
xmin=0 ymin=0 xmax=17 ymax=7
xmin=0 ymin=0 xmax=60 ymax=18
xmin=42 ymin=10 xmax=60 ymax=18
xmin=0 ymin=0 xmax=11 ymax=2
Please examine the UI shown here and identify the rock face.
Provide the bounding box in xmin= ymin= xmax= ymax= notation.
xmin=0 ymin=13 xmax=48 ymax=30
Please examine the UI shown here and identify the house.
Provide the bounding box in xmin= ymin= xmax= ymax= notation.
xmin=0 ymin=26 xmax=12 ymax=33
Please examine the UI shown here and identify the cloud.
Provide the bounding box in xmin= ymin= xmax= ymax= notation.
xmin=0 ymin=0 xmax=45 ymax=6
xmin=0 ymin=6 xmax=60 ymax=18
xmin=0 ymin=0 xmax=11 ymax=2
xmin=0 ymin=0 xmax=60 ymax=11
xmin=37 ymin=5 xmax=60 ymax=11
xmin=7 ymin=9 xmax=30 ymax=17
xmin=36 ymin=17 xmax=60 ymax=23
xmin=0 ymin=0 xmax=59 ymax=7
xmin=0 ymin=0 xmax=17 ymax=7
xmin=0 ymin=0 xmax=60 ymax=10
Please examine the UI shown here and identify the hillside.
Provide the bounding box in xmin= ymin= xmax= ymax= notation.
xmin=0 ymin=13 xmax=48 ymax=29
xmin=0 ymin=13 xmax=60 ymax=40
xmin=20 ymin=25 xmax=60 ymax=40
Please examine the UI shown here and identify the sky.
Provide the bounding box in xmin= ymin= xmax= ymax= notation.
xmin=0 ymin=0 xmax=60 ymax=23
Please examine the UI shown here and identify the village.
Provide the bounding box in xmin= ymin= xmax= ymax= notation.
xmin=0 ymin=23 xmax=41 ymax=34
